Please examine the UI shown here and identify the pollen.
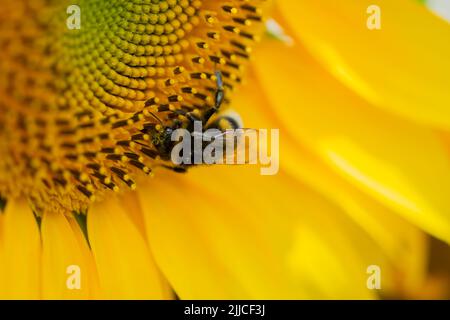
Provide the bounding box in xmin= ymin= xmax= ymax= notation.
xmin=0 ymin=0 xmax=270 ymax=214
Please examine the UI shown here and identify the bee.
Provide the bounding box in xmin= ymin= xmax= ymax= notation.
xmin=144 ymin=70 xmax=242 ymax=173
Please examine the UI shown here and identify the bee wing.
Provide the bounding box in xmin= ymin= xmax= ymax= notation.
xmin=193 ymin=128 xmax=263 ymax=165
xmin=215 ymin=128 xmax=260 ymax=165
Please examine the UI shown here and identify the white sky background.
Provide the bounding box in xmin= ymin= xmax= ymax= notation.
xmin=426 ymin=0 xmax=450 ymax=21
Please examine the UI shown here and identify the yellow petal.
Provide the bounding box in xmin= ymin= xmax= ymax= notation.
xmin=88 ymin=196 xmax=169 ymax=299
xmin=138 ymin=164 xmax=412 ymax=299
xmin=253 ymin=39 xmax=450 ymax=244
xmin=277 ymin=0 xmax=450 ymax=128
xmin=41 ymin=212 xmax=97 ymax=299
xmin=0 ymin=199 xmax=41 ymax=299
xmin=139 ymin=173 xmax=260 ymax=299
xmin=232 ymin=69 xmax=428 ymax=295
xmin=67 ymin=217 xmax=101 ymax=297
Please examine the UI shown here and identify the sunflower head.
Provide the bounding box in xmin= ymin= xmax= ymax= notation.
xmin=0 ymin=0 xmax=270 ymax=214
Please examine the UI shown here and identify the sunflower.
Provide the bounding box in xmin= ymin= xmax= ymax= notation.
xmin=1 ymin=0 xmax=450 ymax=300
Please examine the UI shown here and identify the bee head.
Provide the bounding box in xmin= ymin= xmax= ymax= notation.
xmin=147 ymin=126 xmax=175 ymax=160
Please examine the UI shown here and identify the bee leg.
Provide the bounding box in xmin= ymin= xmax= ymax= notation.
xmin=203 ymin=106 xmax=219 ymax=125
xmin=161 ymin=164 xmax=188 ymax=174
xmin=184 ymin=112 xmax=201 ymax=132
xmin=186 ymin=113 xmax=199 ymax=124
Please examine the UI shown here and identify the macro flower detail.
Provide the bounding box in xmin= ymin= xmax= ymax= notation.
xmin=1 ymin=0 xmax=450 ymax=301
xmin=0 ymin=0 xmax=269 ymax=214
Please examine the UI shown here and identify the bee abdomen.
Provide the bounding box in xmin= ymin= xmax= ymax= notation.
xmin=209 ymin=112 xmax=243 ymax=131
